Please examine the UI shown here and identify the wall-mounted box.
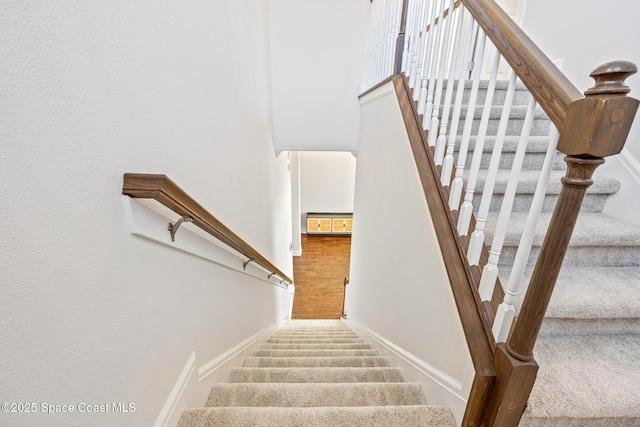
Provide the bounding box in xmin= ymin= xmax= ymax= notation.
xmin=306 ymin=213 xmax=353 ymax=235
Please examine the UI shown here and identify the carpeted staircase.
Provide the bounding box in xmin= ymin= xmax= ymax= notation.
xmin=465 ymin=81 xmax=640 ymax=426
xmin=178 ymin=320 xmax=457 ymax=426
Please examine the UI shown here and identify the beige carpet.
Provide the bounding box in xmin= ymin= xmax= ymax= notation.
xmin=178 ymin=320 xmax=456 ymax=426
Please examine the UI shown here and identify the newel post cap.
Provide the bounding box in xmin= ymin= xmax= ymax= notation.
xmin=557 ymin=61 xmax=639 ymax=158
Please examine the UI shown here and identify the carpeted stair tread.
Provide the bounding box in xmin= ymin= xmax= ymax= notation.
xmin=473 ymin=170 xmax=620 ymax=196
xmin=228 ymin=367 xmax=404 ymax=383
xmin=179 ymin=405 xmax=457 ymax=427
xmin=267 ymin=337 xmax=364 ymax=343
xmin=505 ymin=265 xmax=640 ymax=322
xmin=205 ymin=382 xmax=427 ymax=407
xmin=243 ymin=356 xmax=389 ymax=367
xmin=252 ymin=349 xmax=380 ymax=357
xmin=521 ymin=334 xmax=640 ymax=426
xmin=485 ymin=212 xmax=640 ymax=266
xmin=260 ymin=342 xmax=372 ymax=349
xmin=271 ymin=331 xmax=359 ymax=337
xmin=470 ymin=171 xmax=618 ymax=213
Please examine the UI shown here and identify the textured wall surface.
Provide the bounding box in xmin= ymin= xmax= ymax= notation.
xmin=269 ymin=0 xmax=371 ymax=152
xmin=519 ymin=0 xmax=640 ymax=225
xmin=0 ymin=1 xmax=292 ymax=425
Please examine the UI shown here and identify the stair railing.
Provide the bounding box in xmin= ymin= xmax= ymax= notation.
xmin=122 ymin=173 xmax=293 ymax=286
xmin=364 ymin=0 xmax=638 ymax=425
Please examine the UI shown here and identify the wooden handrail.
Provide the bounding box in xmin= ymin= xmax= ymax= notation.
xmin=122 ymin=173 xmax=293 ymax=284
xmin=390 ymin=75 xmax=496 ymax=426
xmin=462 ymin=0 xmax=582 ymax=130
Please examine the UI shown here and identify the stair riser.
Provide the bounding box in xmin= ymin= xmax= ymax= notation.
xmin=253 ymin=349 xmax=380 ymax=357
xmin=228 ymin=367 xmax=404 ymax=383
xmin=452 ymin=116 xmax=551 ymax=137
xmin=267 ymin=338 xmax=364 ymax=343
xmin=439 ymin=80 xmax=531 ymax=105
xmin=243 ymin=357 xmax=389 ymax=368
xmin=260 ymin=343 xmax=371 ymax=349
xmin=472 ymin=193 xmax=608 ymax=213
xmin=499 ymin=246 xmax=640 ymax=268
xmin=179 ymin=406 xmax=457 ymax=427
xmin=460 ymin=87 xmax=532 ymax=106
xmin=205 ymin=383 xmax=426 ymax=407
xmin=537 ymin=318 xmax=640 ymax=337
xmin=456 ymin=150 xmax=562 ymax=171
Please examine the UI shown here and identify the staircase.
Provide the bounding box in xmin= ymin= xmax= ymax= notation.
xmin=178 ymin=320 xmax=456 ymax=426
xmin=460 ymin=81 xmax=640 ymax=425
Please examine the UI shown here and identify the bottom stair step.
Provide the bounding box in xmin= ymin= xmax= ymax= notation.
xmin=521 ymin=334 xmax=640 ymax=427
xmin=179 ymin=405 xmax=457 ymax=427
xmin=206 ymin=382 xmax=427 ymax=407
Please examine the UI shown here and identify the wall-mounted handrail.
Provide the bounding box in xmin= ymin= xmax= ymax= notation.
xmin=122 ymin=173 xmax=293 ymax=285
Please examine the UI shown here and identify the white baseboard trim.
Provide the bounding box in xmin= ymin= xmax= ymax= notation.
xmin=197 ymin=317 xmax=287 ymax=381
xmin=154 ymin=351 xmax=196 ymax=427
xmin=345 ymin=319 xmax=468 ymax=425
xmin=619 ymin=149 xmax=640 ymax=183
xmin=158 ymin=316 xmax=289 ymax=427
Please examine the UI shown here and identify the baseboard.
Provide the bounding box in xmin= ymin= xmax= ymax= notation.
xmin=197 ymin=317 xmax=288 ymax=381
xmin=619 ymin=149 xmax=640 ymax=182
xmin=154 ymin=352 xmax=196 ymax=427
xmin=601 ymin=149 xmax=640 ymax=226
xmin=345 ymin=319 xmax=469 ymax=425
xmin=159 ymin=316 xmax=289 ymax=427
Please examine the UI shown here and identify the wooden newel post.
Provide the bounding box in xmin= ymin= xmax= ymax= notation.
xmin=394 ymin=0 xmax=409 ymax=75
xmin=484 ymin=61 xmax=639 ymax=426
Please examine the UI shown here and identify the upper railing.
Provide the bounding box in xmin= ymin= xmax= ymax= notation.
xmin=364 ymin=0 xmax=638 ymax=425
xmin=122 ymin=173 xmax=293 ymax=285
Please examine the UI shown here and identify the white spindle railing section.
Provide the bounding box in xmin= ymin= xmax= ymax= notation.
xmin=441 ymin=20 xmax=478 ymax=187
xmin=492 ymin=127 xmax=560 ymax=342
xmin=365 ymin=0 xmax=565 ymax=344
xmin=428 ymin=0 xmax=456 ymax=150
xmin=457 ymin=49 xmax=500 ymax=238
xmin=448 ymin=29 xmax=486 ymax=211
xmin=416 ymin=0 xmax=438 ymax=105
xmin=434 ymin=5 xmax=465 ymax=166
xmin=365 ymin=0 xmax=404 ymax=89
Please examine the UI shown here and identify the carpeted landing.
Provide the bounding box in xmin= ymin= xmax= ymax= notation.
xmin=178 ymin=320 xmax=456 ymax=426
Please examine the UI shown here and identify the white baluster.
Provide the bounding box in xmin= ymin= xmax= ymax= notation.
xmin=386 ymin=0 xmax=403 ymax=76
xmin=400 ymin=0 xmax=414 ymax=73
xmin=441 ymin=14 xmax=475 ymax=186
xmin=457 ymin=49 xmax=500 ymax=238
xmin=414 ymin=0 xmax=438 ymax=106
xmin=475 ymin=74 xmax=529 ymax=302
xmin=449 ymin=29 xmax=486 ymax=211
xmin=493 ymin=126 xmax=560 ymax=343
xmin=467 ymin=70 xmax=517 ymax=268
xmin=412 ymin=1 xmax=430 ymax=100
xmin=429 ymin=0 xmax=456 ymax=152
xmin=409 ymin=0 xmax=427 ymax=88
xmin=422 ymin=0 xmax=448 ymax=131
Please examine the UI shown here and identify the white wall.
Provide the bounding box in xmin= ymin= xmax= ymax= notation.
xmin=346 ymin=82 xmax=473 ymax=422
xmin=299 ymin=151 xmax=357 ymax=231
xmin=0 ymin=1 xmax=293 ymax=426
xmin=268 ymin=0 xmax=371 ymax=152
xmin=518 ymin=0 xmax=640 ymax=225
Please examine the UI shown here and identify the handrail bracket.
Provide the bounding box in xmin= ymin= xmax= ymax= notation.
xmin=168 ymin=216 xmax=194 ymax=242
xmin=243 ymin=258 xmax=255 ymax=271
